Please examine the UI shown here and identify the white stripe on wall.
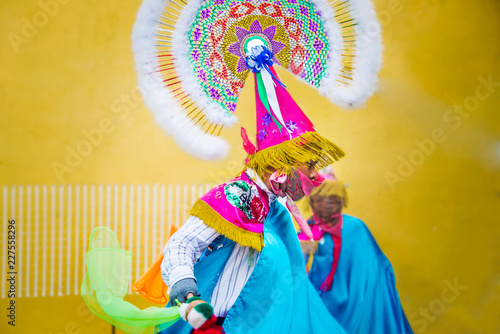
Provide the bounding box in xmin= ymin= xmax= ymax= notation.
xmin=66 ymin=185 xmax=72 ymax=296
xmin=74 ymin=185 xmax=80 ymax=295
xmin=0 ymin=183 xmax=211 ymax=299
xmin=168 ymin=185 xmax=173 ymax=240
xmin=26 ymin=186 xmax=32 ymax=297
xmin=182 ymin=185 xmax=187 ymax=226
xmin=128 ymin=185 xmax=134 ymax=295
xmin=113 ymin=185 xmax=118 ymax=241
xmin=50 ymin=186 xmax=55 ymax=297
xmin=82 ymin=185 xmax=88 ymax=283
xmin=144 ymin=185 xmax=150 ymax=273
xmin=152 ymin=185 xmax=158 ymax=263
xmin=17 ymin=187 xmax=23 ymax=298
xmin=34 ymin=187 xmax=39 ymax=297
xmin=160 ymin=185 xmax=166 ymax=253
xmin=136 ymin=185 xmax=141 ymax=282
xmin=42 ymin=186 xmax=47 ymax=297
xmin=58 ymin=186 xmax=64 ymax=296
xmin=106 ymin=185 xmax=111 ymax=230
xmin=121 ymin=185 xmax=126 ymax=248
xmin=91 ymin=185 xmax=95 ymax=237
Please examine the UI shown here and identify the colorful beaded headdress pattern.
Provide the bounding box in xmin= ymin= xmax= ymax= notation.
xmin=132 ymin=0 xmax=382 ymax=160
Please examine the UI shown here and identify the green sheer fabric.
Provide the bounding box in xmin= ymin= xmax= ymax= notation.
xmin=81 ymin=227 xmax=180 ymax=334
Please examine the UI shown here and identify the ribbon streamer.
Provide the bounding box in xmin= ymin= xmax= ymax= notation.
xmin=246 ymin=46 xmax=291 ymax=138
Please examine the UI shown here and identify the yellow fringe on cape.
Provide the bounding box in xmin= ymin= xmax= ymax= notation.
xmin=245 ymin=131 xmax=345 ymax=179
xmin=190 ymin=200 xmax=265 ymax=251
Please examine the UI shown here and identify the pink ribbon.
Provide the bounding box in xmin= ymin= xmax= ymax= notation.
xmin=241 ymin=127 xmax=256 ymax=155
xmin=313 ymin=213 xmax=343 ymax=292
xmin=285 ymin=197 xmax=313 ymax=240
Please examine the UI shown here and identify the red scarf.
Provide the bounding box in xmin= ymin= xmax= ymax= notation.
xmin=313 ymin=213 xmax=343 ymax=292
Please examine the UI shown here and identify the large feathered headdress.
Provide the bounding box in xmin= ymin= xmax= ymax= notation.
xmin=132 ymin=0 xmax=382 ymax=164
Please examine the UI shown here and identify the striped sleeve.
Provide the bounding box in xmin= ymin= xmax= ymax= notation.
xmin=161 ymin=215 xmax=220 ymax=287
xmin=211 ymin=244 xmax=260 ymax=317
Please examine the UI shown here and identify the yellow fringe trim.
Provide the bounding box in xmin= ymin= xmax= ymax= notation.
xmin=310 ymin=180 xmax=349 ymax=208
xmin=245 ymin=131 xmax=345 ymax=179
xmin=190 ymin=200 xmax=265 ymax=251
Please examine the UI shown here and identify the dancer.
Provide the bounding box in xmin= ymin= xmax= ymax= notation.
xmin=80 ymin=0 xmax=383 ymax=333
xmin=298 ymin=169 xmax=414 ymax=334
xmin=157 ymin=44 xmax=346 ymax=333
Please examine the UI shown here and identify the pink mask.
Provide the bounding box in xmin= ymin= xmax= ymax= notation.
xmin=270 ymin=169 xmax=324 ymax=200
xmin=300 ymin=170 xmax=324 ymax=196
xmin=269 ymin=169 xmax=324 ymax=241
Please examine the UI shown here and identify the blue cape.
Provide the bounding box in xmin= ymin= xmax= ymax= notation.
xmin=308 ymin=214 xmax=413 ymax=334
xmin=157 ymin=200 xmax=346 ymax=334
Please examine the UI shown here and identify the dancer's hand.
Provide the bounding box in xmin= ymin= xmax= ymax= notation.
xmin=169 ymin=278 xmax=200 ymax=304
xmin=179 ymin=296 xmax=215 ymax=329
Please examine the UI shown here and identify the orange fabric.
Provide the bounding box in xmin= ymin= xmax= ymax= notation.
xmin=133 ymin=224 xmax=178 ymax=304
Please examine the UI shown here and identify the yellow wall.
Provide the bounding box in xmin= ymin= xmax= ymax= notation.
xmin=1 ymin=0 xmax=499 ymax=333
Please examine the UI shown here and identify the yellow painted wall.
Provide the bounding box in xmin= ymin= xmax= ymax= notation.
xmin=1 ymin=0 xmax=499 ymax=333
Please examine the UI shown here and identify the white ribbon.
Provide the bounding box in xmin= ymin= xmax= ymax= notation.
xmin=260 ymin=69 xmax=292 ymax=139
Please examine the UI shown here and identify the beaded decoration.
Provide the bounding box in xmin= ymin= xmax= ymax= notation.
xmin=224 ymin=180 xmax=266 ymax=224
xmin=187 ymin=0 xmax=330 ymax=115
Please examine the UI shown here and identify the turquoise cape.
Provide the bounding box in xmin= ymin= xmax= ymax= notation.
xmin=157 ymin=200 xmax=346 ymax=334
xmin=308 ymin=214 xmax=413 ymax=334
